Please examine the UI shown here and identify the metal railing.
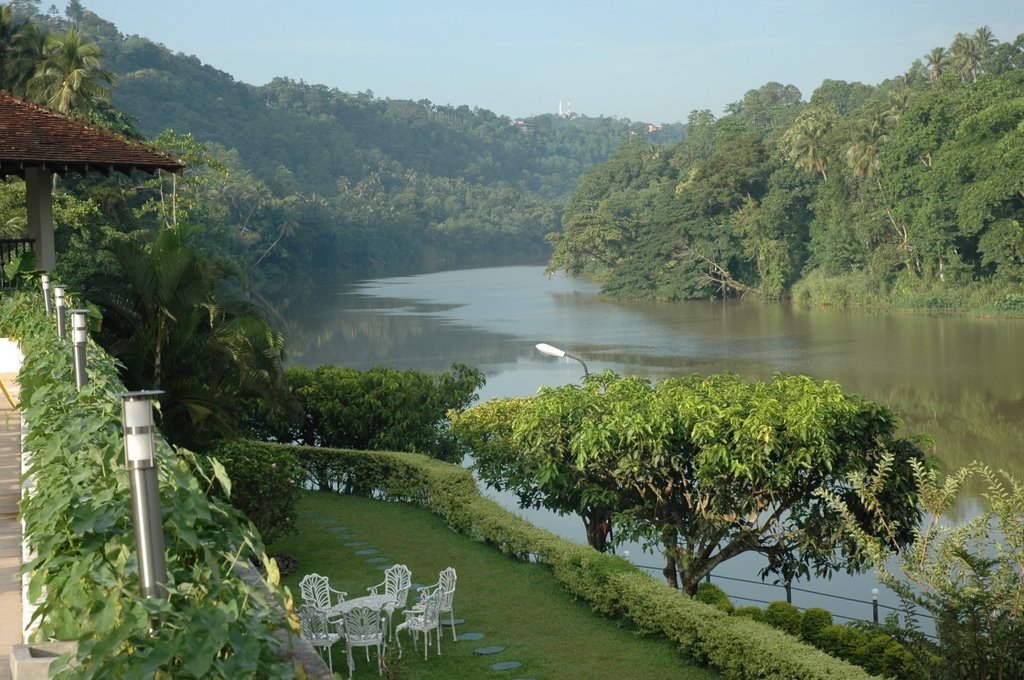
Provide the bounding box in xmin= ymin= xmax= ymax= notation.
xmin=632 ymin=560 xmax=937 ymax=638
xmin=0 ymin=239 xmax=35 ymax=289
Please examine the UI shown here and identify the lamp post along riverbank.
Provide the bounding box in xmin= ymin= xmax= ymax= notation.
xmin=535 ymin=342 xmax=589 ymax=377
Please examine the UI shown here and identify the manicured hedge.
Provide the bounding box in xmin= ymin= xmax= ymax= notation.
xmin=227 ymin=440 xmax=879 ymax=680
xmin=0 ymin=292 xmax=301 ymax=678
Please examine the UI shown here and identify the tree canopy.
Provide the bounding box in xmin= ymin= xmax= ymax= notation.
xmin=453 ymin=371 xmax=930 ymax=594
xmin=549 ymin=29 xmax=1024 ymax=312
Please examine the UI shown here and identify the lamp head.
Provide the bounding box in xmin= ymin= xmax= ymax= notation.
xmin=116 ymin=390 xmax=164 ymax=466
xmin=70 ymin=309 xmax=89 ymax=345
xmin=535 ymin=343 xmax=566 ymax=358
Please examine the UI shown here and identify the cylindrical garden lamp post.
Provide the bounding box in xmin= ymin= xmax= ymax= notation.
xmin=70 ymin=309 xmax=89 ymax=389
xmin=535 ymin=342 xmax=590 ymax=377
xmin=118 ymin=390 xmax=167 ymax=600
xmin=41 ymin=273 xmax=51 ymax=314
xmin=53 ymin=284 xmax=66 ymax=340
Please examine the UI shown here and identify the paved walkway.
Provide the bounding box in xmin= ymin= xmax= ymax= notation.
xmin=0 ymin=371 xmax=22 ymax=680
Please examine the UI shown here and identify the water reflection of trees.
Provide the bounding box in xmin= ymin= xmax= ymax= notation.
xmin=264 ymin=269 xmax=1024 ymax=513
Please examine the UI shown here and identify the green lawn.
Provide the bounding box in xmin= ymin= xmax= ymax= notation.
xmin=272 ymin=491 xmax=721 ymax=680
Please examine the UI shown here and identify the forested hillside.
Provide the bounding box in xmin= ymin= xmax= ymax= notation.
xmin=550 ymin=29 xmax=1024 ymax=312
xmin=36 ymin=3 xmax=684 ymax=284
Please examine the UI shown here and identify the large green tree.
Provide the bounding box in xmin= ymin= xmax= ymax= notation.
xmin=82 ymin=224 xmax=286 ymax=451
xmin=453 ymin=372 xmax=929 ymax=595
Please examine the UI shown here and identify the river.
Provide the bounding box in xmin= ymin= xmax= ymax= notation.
xmin=264 ymin=264 xmax=1024 ymax=626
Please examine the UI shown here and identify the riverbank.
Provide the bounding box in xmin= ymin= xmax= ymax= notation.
xmin=790 ymin=269 xmax=1024 ymax=318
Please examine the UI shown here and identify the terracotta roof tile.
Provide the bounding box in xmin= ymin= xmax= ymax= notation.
xmin=0 ymin=90 xmax=184 ymax=178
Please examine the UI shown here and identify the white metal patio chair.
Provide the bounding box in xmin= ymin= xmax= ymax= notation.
xmin=367 ymin=563 xmax=412 ymax=638
xmin=299 ymin=572 xmax=347 ymax=614
xmin=340 ymin=604 xmax=387 ymax=677
xmin=416 ymin=566 xmax=458 ymax=641
xmin=296 ymin=603 xmax=343 ymax=673
xmin=395 ymin=588 xmax=442 ymax=659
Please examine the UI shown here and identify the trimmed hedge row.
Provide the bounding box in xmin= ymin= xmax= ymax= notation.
xmin=0 ymin=292 xmax=301 ymax=678
xmin=220 ymin=440 xmax=880 ymax=680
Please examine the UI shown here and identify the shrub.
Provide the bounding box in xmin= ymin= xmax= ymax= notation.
xmin=733 ymin=606 xmax=764 ymax=622
xmin=0 ymin=292 xmax=298 ymax=677
xmin=817 ymin=624 xmax=863 ymax=661
xmin=203 ymin=441 xmax=304 ymax=543
xmin=258 ymin=363 xmax=485 ymax=462
xmin=800 ymin=607 xmax=833 ymax=645
xmin=763 ymin=600 xmax=803 ymax=637
xmin=695 ymin=582 xmax=734 ymax=613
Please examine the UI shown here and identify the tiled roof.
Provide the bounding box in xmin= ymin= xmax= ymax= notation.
xmin=0 ymin=90 xmax=184 ymax=178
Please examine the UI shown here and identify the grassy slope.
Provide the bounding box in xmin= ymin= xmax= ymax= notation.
xmin=272 ymin=491 xmax=721 ymax=680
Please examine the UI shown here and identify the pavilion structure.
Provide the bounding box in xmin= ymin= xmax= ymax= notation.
xmin=0 ymin=91 xmax=184 ymax=271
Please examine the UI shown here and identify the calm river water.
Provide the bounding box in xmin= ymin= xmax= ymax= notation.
xmin=265 ymin=265 xmax=1024 ymax=625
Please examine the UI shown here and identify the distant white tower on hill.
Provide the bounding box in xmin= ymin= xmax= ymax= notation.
xmin=558 ymin=99 xmax=574 ymax=118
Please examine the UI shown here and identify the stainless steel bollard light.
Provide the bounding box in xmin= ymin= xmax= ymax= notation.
xmin=70 ymin=309 xmax=89 ymax=389
xmin=871 ymin=587 xmax=879 ymax=624
xmin=118 ymin=390 xmax=167 ymax=599
xmin=41 ymin=273 xmax=51 ymax=314
xmin=54 ymin=285 xmax=66 ymax=339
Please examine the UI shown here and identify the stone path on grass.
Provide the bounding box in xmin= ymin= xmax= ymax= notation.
xmin=299 ymin=512 xmax=537 ymax=679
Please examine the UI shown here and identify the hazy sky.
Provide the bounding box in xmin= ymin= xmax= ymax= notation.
xmin=61 ymin=0 xmax=1023 ymax=123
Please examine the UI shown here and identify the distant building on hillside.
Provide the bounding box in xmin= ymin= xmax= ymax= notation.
xmin=558 ymin=99 xmax=578 ymax=119
xmin=511 ymin=119 xmax=535 ymax=133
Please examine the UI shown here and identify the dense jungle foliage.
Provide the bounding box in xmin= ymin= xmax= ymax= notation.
xmin=550 ymin=28 xmax=1024 ymax=311
xmin=1 ymin=1 xmax=684 ymax=295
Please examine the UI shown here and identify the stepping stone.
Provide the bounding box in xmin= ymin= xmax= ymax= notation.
xmin=365 ymin=557 xmax=391 ymax=563
xmin=491 ymin=661 xmax=523 ymax=671
xmin=326 ymin=526 xmax=349 ymax=532
xmin=354 ymin=548 xmax=380 ymax=555
xmin=457 ymin=632 xmax=484 ymax=641
xmin=375 ymin=564 xmax=397 ymax=570
xmin=473 ymin=646 xmax=505 ymax=655
xmin=298 ymin=512 xmax=318 ymax=518
xmin=447 ymin=617 xmax=465 ymax=626
xmin=334 ymin=533 xmax=356 ymax=540
xmin=410 ymin=583 xmax=427 ymax=590
xmin=343 ymin=541 xmax=368 ymax=547
xmin=315 ymin=518 xmax=336 ymax=524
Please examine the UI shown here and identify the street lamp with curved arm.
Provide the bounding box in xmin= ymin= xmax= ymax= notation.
xmin=535 ymin=342 xmax=589 ymax=377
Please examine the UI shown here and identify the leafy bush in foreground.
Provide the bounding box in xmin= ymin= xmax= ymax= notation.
xmin=0 ymin=291 xmax=299 ymax=678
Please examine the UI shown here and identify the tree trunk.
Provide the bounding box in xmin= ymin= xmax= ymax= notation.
xmin=680 ymin=569 xmax=703 ymax=596
xmin=662 ymin=531 xmax=680 ymax=589
xmin=582 ymin=509 xmax=611 ymax=553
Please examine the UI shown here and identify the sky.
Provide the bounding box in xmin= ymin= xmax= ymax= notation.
xmin=58 ymin=0 xmax=1024 ymax=124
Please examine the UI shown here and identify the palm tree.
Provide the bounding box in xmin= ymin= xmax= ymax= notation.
xmin=846 ymin=116 xmax=889 ymax=179
xmin=0 ymin=8 xmax=46 ymax=95
xmin=847 ymin=116 xmax=908 ymax=248
xmin=0 ymin=4 xmax=21 ymax=89
xmin=925 ymin=47 xmax=947 ymax=84
xmin=973 ymin=26 xmax=998 ymax=52
xmin=85 ymin=225 xmax=286 ymax=450
xmin=27 ymin=26 xmax=114 ymax=114
xmin=253 ymin=195 xmax=302 ymax=267
xmin=782 ymin=111 xmax=831 ymax=180
xmin=950 ymin=32 xmax=981 ymax=83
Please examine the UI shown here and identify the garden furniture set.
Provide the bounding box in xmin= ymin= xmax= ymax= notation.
xmin=296 ymin=564 xmax=458 ymax=676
